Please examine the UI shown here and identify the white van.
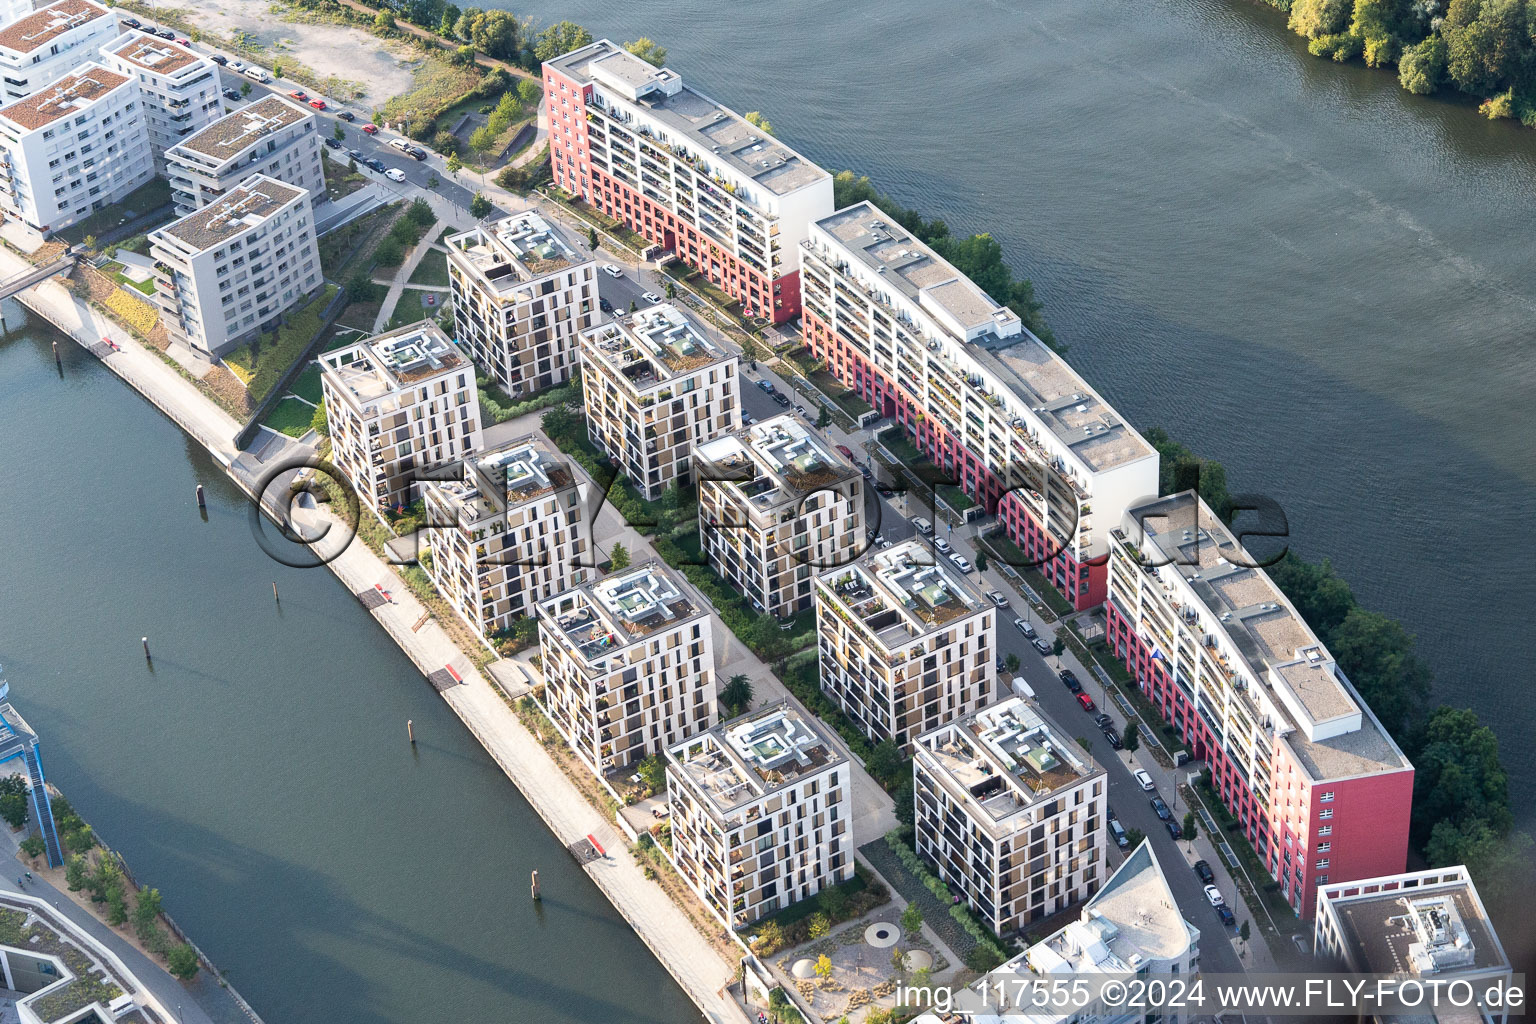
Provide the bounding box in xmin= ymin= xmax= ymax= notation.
xmin=911 ymin=516 xmax=933 ymax=535
xmin=1010 ymin=676 xmax=1035 ymax=701
xmin=243 ymin=66 xmax=270 ymax=83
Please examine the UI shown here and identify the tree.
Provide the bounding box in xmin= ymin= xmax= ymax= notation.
xmin=719 ymin=673 xmax=753 ymax=717
xmin=310 ymin=403 xmax=329 ymax=437
xmin=439 ymin=3 xmax=460 ymax=36
xmin=452 ymin=43 xmax=476 ymax=67
xmin=432 ymin=130 xmax=460 ymax=156
xmin=106 ymin=885 xmax=128 ymax=926
xmin=81 ymin=234 xmax=98 ymax=253
xmin=664 ymin=280 xmax=676 ymax=298
xmin=19 ymin=835 xmax=44 ymax=859
xmin=1288 ymin=0 xmax=1351 ymax=38
xmin=1124 ymin=721 xmax=1140 ymax=753
xmin=1239 ymin=919 xmax=1251 ymax=943
xmin=453 ymin=6 xmax=480 ymax=41
xmin=587 ymin=226 xmax=598 ymax=249
xmin=240 ymin=80 xmax=252 ymax=97
xmin=609 ymin=542 xmax=631 ymax=570
xmin=1123 ymin=826 xmax=1145 ymax=848
xmin=636 ymin=754 xmax=667 ymax=793
xmin=469 ymin=123 xmax=497 ymax=157
xmin=625 ymin=37 xmax=667 ymax=67
xmin=133 ymin=887 xmax=163 ymax=939
xmin=332 ymin=122 xmax=346 ymax=143
xmin=974 ymin=550 xmax=988 ymax=572
xmin=1411 ymin=706 xmax=1512 ymax=845
xmin=470 ymin=192 xmax=492 ymax=218
xmin=1426 ymin=818 xmax=1534 ymax=907
xmin=517 ymin=78 xmax=541 ymax=106
xmin=807 ymin=912 xmax=831 ymax=939
xmin=744 ymin=111 xmax=774 ymax=135
xmin=469 ymin=8 xmax=519 ymax=60
xmin=1329 ymin=607 xmax=1431 ymax=736
xmin=1051 ymin=637 xmax=1065 ymax=664
xmin=167 ymin=944 xmax=199 ymax=981
xmin=373 ymin=238 xmax=405 ymax=267
xmin=0 ymin=775 xmax=28 ymax=829
xmin=372 ymin=9 xmax=394 ymax=32
xmin=272 ymin=61 xmax=284 ymax=78
xmin=818 ymin=884 xmax=850 ymax=920
xmin=865 ymin=739 xmax=905 ymax=788
xmin=1267 ymin=553 xmax=1355 ymax=637
xmin=446 ymin=154 xmax=463 ymax=175
xmin=900 ymin=901 xmax=923 ymax=935
xmin=1004 ymin=652 xmax=1020 ymax=674
xmin=534 ymin=21 xmax=592 ymax=62
xmin=64 ymin=854 xmax=87 ymax=891
xmin=1445 ymin=0 xmax=1528 ymax=96
xmin=1182 ymin=810 xmax=1198 ymax=846
xmin=816 ymin=404 xmax=831 ymax=429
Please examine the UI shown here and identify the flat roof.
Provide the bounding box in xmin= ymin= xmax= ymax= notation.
xmin=548 ymin=39 xmax=828 ymax=200
xmin=103 ymin=30 xmax=202 ymax=75
xmin=1125 ymin=491 xmax=1408 ymax=780
xmin=321 ymin=322 xmax=466 ymax=404
xmin=540 ymin=561 xmax=702 ymax=662
xmin=0 ymin=0 xmax=111 ymax=57
xmin=0 ymin=63 xmax=127 ymax=131
xmin=670 ymin=703 xmax=842 ymax=816
xmin=917 ymin=697 xmax=1096 ymax=827
xmin=445 ymin=210 xmax=583 ymax=291
xmin=694 ymin=413 xmax=859 ymax=512
xmin=1324 ymin=870 xmax=1507 ymax=978
xmin=581 ymin=302 xmax=732 ymax=389
xmin=174 ymin=94 xmax=310 ymax=163
xmin=157 ymin=174 xmax=304 ymax=251
xmin=427 ymin=434 xmax=576 ymax=525
xmin=815 ymin=202 xmax=1153 ymax=474
xmin=820 ymin=539 xmax=988 ymax=649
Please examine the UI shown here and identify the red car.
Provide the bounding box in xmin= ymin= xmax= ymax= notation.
xmin=1077 ymin=693 xmax=1097 ymax=713
xmin=835 ymin=444 xmax=855 ymax=460
xmin=175 ymin=37 xmax=189 ymax=45
xmin=309 ymin=99 xmax=327 ymax=110
xmin=289 ymin=90 xmax=307 ymax=101
xmin=361 ymin=123 xmax=378 ymax=134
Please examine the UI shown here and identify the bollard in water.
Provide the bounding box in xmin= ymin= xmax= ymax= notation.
xmin=141 ymin=637 xmax=151 ymax=661
xmin=272 ymin=581 xmax=279 ymax=603
xmin=407 ymin=719 xmax=415 ymax=744
xmin=195 ymin=484 xmax=206 ymax=509
xmin=531 ymin=869 xmax=540 ymax=900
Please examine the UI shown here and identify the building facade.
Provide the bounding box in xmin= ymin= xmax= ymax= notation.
xmin=667 ymin=703 xmax=852 ymax=928
xmin=1105 ymin=490 xmax=1414 ymax=917
xmin=99 ymin=31 xmax=220 ymax=168
xmin=579 ymin=302 xmax=739 ymax=500
xmin=695 ymin=414 xmax=864 ymax=618
xmin=913 ymin=697 xmax=1107 ymax=936
xmin=537 ymin=561 xmax=716 ymax=775
xmin=543 ymin=39 xmax=832 ymax=323
xmin=816 ymin=539 xmax=995 ymax=752
xmin=164 ymin=94 xmax=321 ymax=214
xmin=799 ymin=201 xmax=1159 ymax=611
xmin=445 ymin=210 xmax=598 ymax=397
xmin=320 ymin=322 xmax=484 ymax=514
xmin=148 ymin=173 xmax=321 ymax=358
xmin=0 ymin=62 xmax=149 ymax=234
xmin=421 ymin=433 xmax=589 ymax=640
xmin=0 ymin=0 xmax=117 ymax=103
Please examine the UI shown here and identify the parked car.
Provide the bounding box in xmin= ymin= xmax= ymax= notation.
xmin=1106 ymin=806 xmax=1118 ymax=822
xmin=598 ymin=297 xmax=613 ymax=313
xmin=911 ymin=516 xmax=933 ymax=535
xmin=384 ymin=167 xmax=406 ymax=182
xmin=1101 ymin=727 xmax=1123 ymax=749
xmin=364 ymin=157 xmax=385 ymax=172
xmin=122 ymin=16 xmax=140 ymax=27
xmin=289 ymin=90 xmax=308 ymax=101
xmin=361 ymin=123 xmax=378 ymax=134
xmin=986 ymin=590 xmax=1009 ymax=608
xmin=1194 ymin=860 xmax=1215 ymax=884
xmin=1134 ymin=769 xmax=1155 ymax=791
xmin=406 ymin=146 xmax=427 ymax=160
xmin=641 ymin=290 xmax=663 ymax=304
xmin=741 ymin=412 xmax=755 ymax=426
xmin=1013 ymin=617 xmax=1031 ymax=635
xmin=1032 ymin=637 xmax=1052 ymax=656
xmin=156 ymin=29 xmax=175 ymax=39
xmin=389 ymin=138 xmax=409 ymax=151
xmin=1076 ymin=693 xmax=1096 ymax=713
xmin=210 ymin=54 xmax=227 ymax=65
xmin=347 ymin=149 xmax=364 ymax=161
xmin=933 ymin=537 xmax=952 ymax=554
xmin=1109 ymin=819 xmax=1129 ymax=849
xmin=338 ymin=110 xmax=355 ymax=122
xmin=948 ymin=553 xmax=973 ymax=573
xmin=1094 ymin=713 xmax=1113 ymax=729
xmin=324 ymin=137 xmax=342 ymax=149
xmin=835 ymin=444 xmax=855 ymax=460
xmin=175 ymin=38 xmax=190 ymax=46
xmin=1150 ymin=796 xmax=1171 ymax=821
xmin=756 ymin=379 xmax=775 ymax=393
xmin=222 ymin=88 xmax=241 ymax=101
xmin=1217 ymin=905 xmax=1236 ymax=927
xmin=243 ymin=66 xmax=270 ymax=83
xmin=1204 ymin=885 xmax=1224 ymax=908
xmin=772 ymin=391 xmax=791 ymax=407
xmin=1166 ymin=820 xmax=1183 ymax=841
xmin=229 ymin=60 xmax=247 ymax=72
xmin=1059 ymin=668 xmax=1081 ymax=691
xmin=309 ymin=99 xmax=327 ymax=110
xmin=601 ymin=263 xmax=623 ymax=278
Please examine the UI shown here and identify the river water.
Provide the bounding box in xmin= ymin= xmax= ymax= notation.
xmin=511 ymin=0 xmax=1536 ymax=818
xmin=0 ymin=312 xmax=697 ymax=1022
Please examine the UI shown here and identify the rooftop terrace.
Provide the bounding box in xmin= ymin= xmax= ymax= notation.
xmin=174 ymin=94 xmax=310 ymax=163
xmin=695 ymin=414 xmax=858 ymax=512
xmin=0 ymin=63 xmax=126 ymax=131
xmin=671 ymin=703 xmax=841 ymax=816
xmin=1324 ymin=869 xmax=1507 ymax=979
xmin=549 ymin=39 xmax=828 ymax=202
xmin=541 ymin=561 xmax=700 ymax=662
xmin=0 ymin=0 xmax=110 ymax=57
xmin=446 ymin=211 xmax=581 ymax=292
xmin=427 ymin=433 xmax=575 ymax=524
xmin=582 ymin=302 xmax=731 ymax=389
xmin=156 ymin=174 xmax=303 ymax=251
xmin=814 ymin=202 xmax=1153 ymax=475
xmin=104 ymin=30 xmax=202 ymax=75
xmin=918 ymin=697 xmax=1095 ymax=827
xmin=321 ymin=322 xmax=465 ymax=404
xmin=821 ymin=539 xmax=987 ymax=648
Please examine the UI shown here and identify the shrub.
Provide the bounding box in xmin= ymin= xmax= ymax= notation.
xmin=166 ymin=944 xmax=199 ymax=981
xmin=19 ymin=835 xmax=45 ymax=859
xmin=373 ymin=238 xmax=405 ymax=267
xmin=433 ymin=130 xmax=461 ymax=155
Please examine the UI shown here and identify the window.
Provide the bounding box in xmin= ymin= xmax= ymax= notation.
xmin=1318 ymin=842 xmax=1331 ymax=853
xmin=1317 ymin=825 xmax=1332 ymax=836
xmin=1316 ymin=859 xmax=1330 ymax=870
xmin=1319 ymin=808 xmax=1334 ymax=820
xmin=1316 ymin=875 xmax=1329 ymax=885
xmin=1320 ymin=791 xmax=1335 ymax=802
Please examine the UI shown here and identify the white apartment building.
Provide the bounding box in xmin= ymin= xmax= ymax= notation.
xmin=694 ymin=414 xmax=864 ymax=618
xmin=913 ymin=696 xmax=1107 ymax=936
xmin=667 ymin=703 xmax=852 ymax=928
xmin=446 ymin=211 xmax=597 ymax=397
xmin=0 ymin=63 xmax=150 ymax=234
xmin=0 ymin=0 xmax=117 ymax=103
xmin=915 ymin=840 xmax=1201 ymax=1024
xmin=0 ymin=0 xmax=36 ymax=30
xmin=148 ymin=174 xmax=321 ymax=358
xmin=543 ymin=39 xmax=832 ymax=324
xmin=320 ymin=322 xmax=484 ymax=514
xmin=579 ymin=302 xmax=738 ymax=500
xmin=537 ymin=561 xmax=716 ymax=776
xmin=816 ymin=539 xmax=995 ymax=752
xmin=1314 ymin=866 xmax=1514 ymax=1024
xmin=800 ymin=201 xmax=1159 ymax=611
xmin=164 ymin=94 xmax=322 ymax=214
xmin=99 ymin=31 xmax=219 ymax=168
xmin=421 ymin=434 xmax=588 ymax=639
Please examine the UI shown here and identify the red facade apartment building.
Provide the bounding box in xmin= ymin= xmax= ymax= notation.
xmin=543 ymin=40 xmax=832 ymax=324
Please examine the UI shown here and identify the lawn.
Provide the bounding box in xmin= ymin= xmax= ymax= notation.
xmin=406 ymin=249 xmax=449 ymax=288
xmin=228 ymin=284 xmax=340 ymax=403
xmin=384 ymin=293 xmax=441 ymax=333
xmin=263 ymin=396 xmax=318 ymax=438
xmin=100 ymin=261 xmax=156 ymax=296
xmin=60 ymin=178 xmax=173 ymax=245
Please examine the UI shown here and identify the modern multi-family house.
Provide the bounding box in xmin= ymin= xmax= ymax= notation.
xmin=1105 ymin=490 xmax=1414 ymax=917
xmin=0 ymin=0 xmax=117 ymax=103
xmin=421 ymin=433 xmax=588 ymax=640
xmin=543 ymin=39 xmax=832 ymax=323
xmin=694 ymin=414 xmax=864 ymax=618
xmin=445 ymin=210 xmax=597 ymax=397
xmin=0 ymin=63 xmax=149 ymax=234
xmin=164 ymin=94 xmax=322 ymax=214
xmin=579 ymin=302 xmax=739 ymax=500
xmin=912 ymin=696 xmax=1107 ymax=936
xmin=537 ymin=561 xmax=716 ymax=776
xmin=913 ymin=841 xmax=1201 ymax=1024
xmin=148 ymin=173 xmax=321 ymax=358
xmin=98 ymin=31 xmax=220 ymax=167
xmin=816 ymin=539 xmax=995 ymax=752
xmin=800 ymin=201 xmax=1159 ymax=611
xmin=1313 ymin=866 xmax=1513 ymax=1024
xmin=320 ymin=322 xmax=484 ymax=514
xmin=667 ymin=703 xmax=852 ymax=928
